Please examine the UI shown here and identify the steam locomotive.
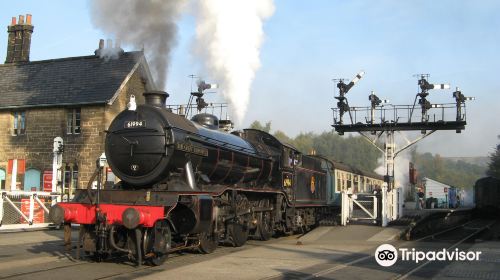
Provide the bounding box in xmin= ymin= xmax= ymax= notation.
xmin=49 ymin=90 xmax=383 ymax=265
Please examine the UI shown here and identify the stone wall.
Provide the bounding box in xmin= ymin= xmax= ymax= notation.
xmin=0 ymin=67 xmax=149 ymax=191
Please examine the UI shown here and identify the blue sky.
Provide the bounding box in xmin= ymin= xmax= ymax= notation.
xmin=1 ymin=0 xmax=499 ymax=157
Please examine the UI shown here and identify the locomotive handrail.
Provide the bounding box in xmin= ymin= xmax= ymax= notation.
xmin=177 ymin=129 xmax=262 ymax=157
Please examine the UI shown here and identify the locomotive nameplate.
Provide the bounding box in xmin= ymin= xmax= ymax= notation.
xmin=125 ymin=120 xmax=146 ymax=129
xmin=175 ymin=142 xmax=209 ymax=157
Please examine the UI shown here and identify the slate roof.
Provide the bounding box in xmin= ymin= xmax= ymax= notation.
xmin=0 ymin=51 xmax=147 ymax=109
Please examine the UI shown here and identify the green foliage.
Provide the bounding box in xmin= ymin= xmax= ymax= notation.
xmin=249 ymin=120 xmax=271 ymax=133
xmin=486 ymin=135 xmax=500 ymax=178
xmin=273 ymin=130 xmax=292 ymax=143
xmin=412 ymin=152 xmax=486 ymax=189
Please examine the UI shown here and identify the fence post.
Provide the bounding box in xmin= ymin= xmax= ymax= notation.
xmin=392 ymin=188 xmax=397 ymax=220
xmin=341 ymin=191 xmax=348 ymax=226
xmin=398 ymin=187 xmax=403 ymax=219
xmin=29 ymin=193 xmax=35 ymax=224
xmin=382 ymin=185 xmax=388 ymax=227
xmin=373 ymin=196 xmax=378 ymax=220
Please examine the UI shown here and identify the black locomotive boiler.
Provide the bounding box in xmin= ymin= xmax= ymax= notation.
xmin=50 ymin=91 xmax=339 ymax=265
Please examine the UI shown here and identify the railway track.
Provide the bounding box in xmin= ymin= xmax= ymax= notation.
xmin=1 ymin=220 xmax=497 ymax=280
xmin=392 ymin=219 xmax=496 ymax=280
xmin=264 ymin=219 xmax=498 ymax=280
xmin=0 ymin=237 xmax=288 ymax=280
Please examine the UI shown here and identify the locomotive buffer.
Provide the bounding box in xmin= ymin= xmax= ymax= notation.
xmin=331 ymin=73 xmax=474 ymax=225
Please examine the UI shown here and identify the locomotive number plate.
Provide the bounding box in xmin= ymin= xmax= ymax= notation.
xmin=125 ymin=120 xmax=146 ymax=129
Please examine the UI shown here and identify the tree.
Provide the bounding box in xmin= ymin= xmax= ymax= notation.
xmin=273 ymin=130 xmax=292 ymax=143
xmin=487 ymin=135 xmax=500 ymax=178
xmin=249 ymin=121 xmax=271 ymax=133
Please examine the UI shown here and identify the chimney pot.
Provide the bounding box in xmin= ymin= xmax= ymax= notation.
xmin=99 ymin=39 xmax=104 ymax=49
xmin=106 ymin=39 xmax=113 ymax=49
xmin=5 ymin=13 xmax=34 ymax=63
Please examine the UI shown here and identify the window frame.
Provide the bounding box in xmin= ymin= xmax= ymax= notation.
xmin=12 ymin=111 xmax=26 ymax=136
xmin=66 ymin=108 xmax=81 ymax=135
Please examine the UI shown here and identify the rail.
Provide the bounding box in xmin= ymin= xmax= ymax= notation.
xmin=0 ymin=190 xmax=60 ymax=231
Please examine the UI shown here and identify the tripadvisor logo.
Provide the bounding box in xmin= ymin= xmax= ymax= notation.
xmin=374 ymin=244 xmax=482 ymax=267
xmin=375 ymin=244 xmax=398 ymax=267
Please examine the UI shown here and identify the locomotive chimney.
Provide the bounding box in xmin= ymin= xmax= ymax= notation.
xmin=143 ymin=91 xmax=169 ymax=108
xmin=5 ymin=14 xmax=34 ymax=63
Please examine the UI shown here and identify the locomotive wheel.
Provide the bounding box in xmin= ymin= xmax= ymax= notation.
xmin=145 ymin=220 xmax=171 ymax=266
xmin=227 ymin=194 xmax=250 ymax=247
xmin=93 ymin=252 xmax=108 ymax=263
xmin=258 ymin=199 xmax=273 ymax=241
xmin=199 ymin=223 xmax=219 ymax=254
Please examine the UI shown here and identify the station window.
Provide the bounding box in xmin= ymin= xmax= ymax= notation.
xmin=67 ymin=108 xmax=81 ymax=134
xmin=63 ymin=164 xmax=79 ymax=199
xmin=0 ymin=168 xmax=5 ymax=190
xmin=12 ymin=111 xmax=26 ymax=135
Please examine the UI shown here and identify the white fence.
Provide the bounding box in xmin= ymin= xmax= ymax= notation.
xmin=0 ymin=191 xmax=59 ymax=231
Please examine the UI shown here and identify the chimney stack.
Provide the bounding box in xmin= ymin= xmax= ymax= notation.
xmin=94 ymin=38 xmax=124 ymax=58
xmin=94 ymin=39 xmax=105 ymax=56
xmin=5 ymin=14 xmax=34 ymax=64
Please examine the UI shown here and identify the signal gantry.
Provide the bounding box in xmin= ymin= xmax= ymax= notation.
xmin=331 ymin=72 xmax=474 ymax=195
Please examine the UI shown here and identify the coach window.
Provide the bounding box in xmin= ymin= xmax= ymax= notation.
xmin=12 ymin=111 xmax=26 ymax=135
xmin=354 ymin=175 xmax=359 ymax=192
xmin=336 ymin=171 xmax=341 ymax=192
xmin=67 ymin=108 xmax=81 ymax=134
xmin=346 ymin=174 xmax=352 ymax=189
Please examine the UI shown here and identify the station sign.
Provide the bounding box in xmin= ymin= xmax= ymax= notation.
xmin=20 ymin=198 xmax=45 ymax=224
xmin=43 ymin=171 xmax=52 ymax=192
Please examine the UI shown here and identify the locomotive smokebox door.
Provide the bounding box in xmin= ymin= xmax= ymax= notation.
xmin=104 ymin=106 xmax=174 ymax=186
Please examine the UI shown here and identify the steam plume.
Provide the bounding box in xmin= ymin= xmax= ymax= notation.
xmin=375 ymin=151 xmax=411 ymax=196
xmin=194 ymin=0 xmax=275 ymax=124
xmin=89 ymin=0 xmax=187 ymax=89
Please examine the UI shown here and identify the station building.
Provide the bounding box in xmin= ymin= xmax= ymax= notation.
xmin=0 ymin=14 xmax=156 ymax=197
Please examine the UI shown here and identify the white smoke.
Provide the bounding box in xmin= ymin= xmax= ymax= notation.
xmin=375 ymin=151 xmax=412 ymax=196
xmin=89 ymin=0 xmax=187 ymax=90
xmin=193 ymin=0 xmax=275 ymax=124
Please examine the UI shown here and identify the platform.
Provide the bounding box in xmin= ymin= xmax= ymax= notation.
xmin=395 ymin=208 xmax=473 ymax=240
xmin=1 ymin=222 xmax=499 ymax=279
